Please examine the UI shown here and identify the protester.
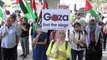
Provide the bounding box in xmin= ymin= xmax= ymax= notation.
xmin=19 ymin=17 xmax=30 ymax=59
xmin=103 ymin=23 xmax=107 ymax=51
xmin=85 ymin=18 xmax=102 ymax=60
xmin=70 ymin=22 xmax=86 ymax=60
xmin=32 ymin=24 xmax=48 ymax=60
xmin=0 ymin=17 xmax=19 ymax=60
xmin=46 ymin=30 xmax=71 ymax=60
xmin=0 ymin=18 xmax=3 ymax=60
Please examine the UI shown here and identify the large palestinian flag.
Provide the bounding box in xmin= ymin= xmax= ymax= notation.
xmin=16 ymin=0 xmax=37 ymax=20
xmin=85 ymin=0 xmax=99 ymax=19
xmin=31 ymin=0 xmax=38 ymax=21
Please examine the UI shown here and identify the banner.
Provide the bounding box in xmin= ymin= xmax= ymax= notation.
xmin=42 ymin=9 xmax=70 ymax=30
xmin=58 ymin=4 xmax=69 ymax=9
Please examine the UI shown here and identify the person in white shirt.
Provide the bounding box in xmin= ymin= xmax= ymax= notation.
xmin=0 ymin=16 xmax=19 ymax=60
xmin=70 ymin=22 xmax=85 ymax=60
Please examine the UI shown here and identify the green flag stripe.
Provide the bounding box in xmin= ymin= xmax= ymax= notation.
xmin=19 ymin=0 xmax=30 ymax=19
xmin=0 ymin=8 xmax=4 ymax=21
xmin=87 ymin=9 xmax=99 ymax=19
xmin=25 ymin=0 xmax=37 ymax=20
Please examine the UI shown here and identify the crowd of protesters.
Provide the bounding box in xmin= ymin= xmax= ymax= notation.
xmin=0 ymin=6 xmax=107 ymax=60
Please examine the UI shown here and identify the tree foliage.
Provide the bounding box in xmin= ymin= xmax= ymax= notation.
xmin=89 ymin=0 xmax=107 ymax=9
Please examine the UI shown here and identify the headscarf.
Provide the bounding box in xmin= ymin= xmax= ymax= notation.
xmin=89 ymin=19 xmax=96 ymax=32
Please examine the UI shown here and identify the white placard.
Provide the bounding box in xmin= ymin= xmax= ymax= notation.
xmin=42 ymin=9 xmax=70 ymax=30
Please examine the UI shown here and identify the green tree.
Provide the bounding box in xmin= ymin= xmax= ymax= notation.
xmin=89 ymin=0 xmax=107 ymax=10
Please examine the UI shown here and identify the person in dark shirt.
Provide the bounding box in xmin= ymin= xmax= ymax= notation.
xmin=20 ymin=17 xmax=30 ymax=59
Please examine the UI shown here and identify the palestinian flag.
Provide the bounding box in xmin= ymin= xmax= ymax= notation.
xmin=16 ymin=0 xmax=37 ymax=20
xmin=85 ymin=0 xmax=99 ymax=19
xmin=31 ymin=0 xmax=38 ymax=21
xmin=31 ymin=0 xmax=37 ymax=11
xmin=42 ymin=0 xmax=49 ymax=9
xmin=38 ymin=0 xmax=48 ymax=23
xmin=31 ymin=0 xmax=38 ymax=32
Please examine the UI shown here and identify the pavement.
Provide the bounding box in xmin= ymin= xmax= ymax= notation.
xmin=17 ymin=36 xmax=107 ymax=60
xmin=102 ymin=50 xmax=107 ymax=60
xmin=17 ymin=36 xmax=33 ymax=60
xmin=17 ymin=46 xmax=33 ymax=60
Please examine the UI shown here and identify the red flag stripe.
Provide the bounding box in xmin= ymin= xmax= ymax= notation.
xmin=42 ymin=0 xmax=48 ymax=9
xmin=38 ymin=0 xmax=49 ymax=23
xmin=85 ymin=0 xmax=92 ymax=12
xmin=32 ymin=0 xmax=35 ymax=10
xmin=16 ymin=0 xmax=19 ymax=4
